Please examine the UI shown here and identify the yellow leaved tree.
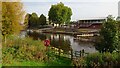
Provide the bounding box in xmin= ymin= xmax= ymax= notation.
xmin=2 ymin=1 xmax=25 ymax=43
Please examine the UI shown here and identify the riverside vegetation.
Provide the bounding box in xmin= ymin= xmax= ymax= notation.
xmin=2 ymin=35 xmax=120 ymax=67
xmin=2 ymin=35 xmax=72 ymax=66
xmin=73 ymin=52 xmax=120 ymax=67
xmin=2 ymin=35 xmax=46 ymax=66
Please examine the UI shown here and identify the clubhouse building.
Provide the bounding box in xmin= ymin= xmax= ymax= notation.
xmin=74 ymin=18 xmax=106 ymax=29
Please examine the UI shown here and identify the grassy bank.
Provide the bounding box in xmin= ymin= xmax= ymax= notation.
xmin=2 ymin=35 xmax=72 ymax=66
xmin=3 ymin=35 xmax=120 ymax=67
xmin=2 ymin=35 xmax=46 ymax=66
xmin=3 ymin=60 xmax=45 ymax=66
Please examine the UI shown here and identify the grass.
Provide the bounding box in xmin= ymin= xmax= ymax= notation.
xmin=3 ymin=61 xmax=45 ymax=66
xmin=45 ymin=47 xmax=73 ymax=66
xmin=2 ymin=35 xmax=73 ymax=67
xmin=78 ymin=28 xmax=99 ymax=32
xmin=2 ymin=35 xmax=46 ymax=66
xmin=2 ymin=55 xmax=72 ymax=67
xmin=3 ymin=55 xmax=72 ymax=66
xmin=0 ymin=64 xmax=2 ymax=68
xmin=45 ymin=27 xmax=100 ymax=33
xmin=45 ymin=55 xmax=72 ymax=66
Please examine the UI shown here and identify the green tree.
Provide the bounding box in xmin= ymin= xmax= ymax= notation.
xmin=29 ymin=12 xmax=39 ymax=27
xmin=2 ymin=2 xmax=25 ymax=43
xmin=116 ymin=17 xmax=120 ymax=50
xmin=38 ymin=14 xmax=47 ymax=26
xmin=48 ymin=2 xmax=72 ymax=26
xmin=95 ymin=15 xmax=119 ymax=53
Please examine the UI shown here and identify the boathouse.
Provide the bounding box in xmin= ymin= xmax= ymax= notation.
xmin=75 ymin=18 xmax=106 ymax=29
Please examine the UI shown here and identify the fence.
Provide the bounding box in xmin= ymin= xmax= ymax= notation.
xmin=47 ymin=46 xmax=89 ymax=60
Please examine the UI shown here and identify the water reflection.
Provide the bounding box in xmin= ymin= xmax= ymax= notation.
xmin=27 ymin=32 xmax=97 ymax=53
xmin=28 ymin=32 xmax=46 ymax=40
xmin=50 ymin=34 xmax=71 ymax=52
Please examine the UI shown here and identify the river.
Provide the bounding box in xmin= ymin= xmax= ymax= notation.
xmin=26 ymin=32 xmax=97 ymax=53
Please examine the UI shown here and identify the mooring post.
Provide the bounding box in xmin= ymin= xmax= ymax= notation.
xmin=82 ymin=49 xmax=85 ymax=57
xmin=71 ymin=49 xmax=73 ymax=60
xmin=75 ymin=51 xmax=77 ymax=58
xmin=79 ymin=50 xmax=81 ymax=57
xmin=59 ymin=48 xmax=60 ymax=58
xmin=58 ymin=35 xmax=60 ymax=58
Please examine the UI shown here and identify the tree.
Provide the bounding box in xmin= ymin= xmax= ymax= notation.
xmin=48 ymin=2 xmax=72 ymax=26
xmin=0 ymin=2 xmax=2 ymax=32
xmin=24 ymin=13 xmax=31 ymax=29
xmin=29 ymin=12 xmax=39 ymax=27
xmin=2 ymin=2 xmax=25 ymax=43
xmin=95 ymin=15 xmax=119 ymax=53
xmin=116 ymin=17 xmax=120 ymax=50
xmin=38 ymin=14 xmax=47 ymax=26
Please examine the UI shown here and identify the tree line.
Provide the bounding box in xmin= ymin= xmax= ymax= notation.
xmin=24 ymin=13 xmax=47 ymax=29
xmin=2 ymin=2 xmax=72 ymax=42
xmin=24 ymin=2 xmax=72 ymax=29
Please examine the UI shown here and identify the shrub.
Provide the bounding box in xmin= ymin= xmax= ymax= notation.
xmin=73 ymin=52 xmax=120 ymax=68
xmin=2 ymin=35 xmax=46 ymax=65
xmin=85 ymin=52 xmax=103 ymax=67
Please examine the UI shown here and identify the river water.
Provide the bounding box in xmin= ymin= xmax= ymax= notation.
xmin=27 ymin=32 xmax=97 ymax=53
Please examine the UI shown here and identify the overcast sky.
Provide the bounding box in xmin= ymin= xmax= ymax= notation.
xmin=21 ymin=0 xmax=119 ymax=2
xmin=22 ymin=0 xmax=120 ymax=21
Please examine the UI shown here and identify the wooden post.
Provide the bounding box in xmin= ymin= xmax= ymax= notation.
xmin=58 ymin=34 xmax=60 ymax=58
xmin=48 ymin=46 xmax=49 ymax=61
xmin=75 ymin=51 xmax=77 ymax=58
xmin=59 ymin=48 xmax=60 ymax=58
xmin=82 ymin=49 xmax=84 ymax=57
xmin=71 ymin=49 xmax=73 ymax=60
xmin=79 ymin=50 xmax=81 ymax=57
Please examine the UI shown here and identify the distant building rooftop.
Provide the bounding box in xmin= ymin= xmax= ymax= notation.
xmin=77 ymin=17 xmax=106 ymax=24
xmin=73 ymin=17 xmax=106 ymax=29
xmin=78 ymin=17 xmax=106 ymax=20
